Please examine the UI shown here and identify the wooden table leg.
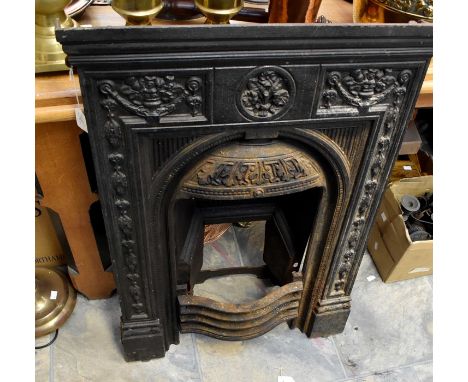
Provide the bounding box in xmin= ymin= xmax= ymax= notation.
xmin=36 ymin=120 xmax=115 ymax=299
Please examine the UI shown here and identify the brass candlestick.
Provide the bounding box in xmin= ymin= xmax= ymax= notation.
xmin=195 ymin=0 xmax=244 ymax=24
xmin=35 ymin=0 xmax=78 ymax=73
xmin=112 ymin=0 xmax=164 ymax=26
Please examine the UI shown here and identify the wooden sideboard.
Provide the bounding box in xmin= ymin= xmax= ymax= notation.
xmin=36 ymin=73 xmax=116 ymax=299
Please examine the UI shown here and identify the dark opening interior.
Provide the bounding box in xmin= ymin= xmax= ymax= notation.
xmin=201 ymin=220 xmax=267 ymax=272
xmin=195 ymin=221 xmax=274 ymax=304
xmin=173 ymin=187 xmax=324 ymax=300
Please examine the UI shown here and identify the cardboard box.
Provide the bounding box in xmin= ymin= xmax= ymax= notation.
xmin=368 ymin=176 xmax=433 ymax=283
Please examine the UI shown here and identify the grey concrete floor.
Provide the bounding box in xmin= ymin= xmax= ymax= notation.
xmin=35 ymin=223 xmax=432 ymax=382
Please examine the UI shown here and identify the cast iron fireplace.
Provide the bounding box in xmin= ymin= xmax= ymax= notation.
xmin=57 ymin=23 xmax=432 ymax=361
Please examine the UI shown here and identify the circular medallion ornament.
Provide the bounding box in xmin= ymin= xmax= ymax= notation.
xmin=237 ymin=66 xmax=296 ymax=121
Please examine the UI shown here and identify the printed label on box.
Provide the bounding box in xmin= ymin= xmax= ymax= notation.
xmin=403 ymin=165 xmax=412 ymax=171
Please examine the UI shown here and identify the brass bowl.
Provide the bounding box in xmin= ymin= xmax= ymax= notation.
xmin=195 ymin=0 xmax=244 ymax=24
xmin=368 ymin=0 xmax=433 ymax=21
xmin=112 ymin=0 xmax=164 ymax=25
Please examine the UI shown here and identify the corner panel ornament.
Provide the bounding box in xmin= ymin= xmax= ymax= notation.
xmin=237 ymin=66 xmax=296 ymax=121
xmin=329 ymin=69 xmax=413 ymax=296
xmin=98 ymin=75 xmax=203 ymax=121
xmin=100 ymin=97 xmax=147 ymax=317
xmin=320 ymin=68 xmax=412 ymax=110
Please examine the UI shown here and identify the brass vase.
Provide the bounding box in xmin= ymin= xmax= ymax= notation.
xmin=35 ymin=0 xmax=78 ymax=73
xmin=195 ymin=0 xmax=244 ymax=24
xmin=112 ymin=0 xmax=164 ymax=25
xmin=35 ymin=267 xmax=77 ymax=337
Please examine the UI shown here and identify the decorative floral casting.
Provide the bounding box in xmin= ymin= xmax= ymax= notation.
xmin=331 ymin=69 xmax=413 ymax=295
xmin=100 ymin=96 xmax=146 ymax=316
xmin=240 ymin=70 xmax=291 ymax=119
xmin=322 ymin=68 xmax=412 ymax=109
xmin=99 ymin=75 xmax=203 ymax=120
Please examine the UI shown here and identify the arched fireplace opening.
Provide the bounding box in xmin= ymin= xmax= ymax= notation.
xmin=165 ymin=138 xmax=340 ymax=339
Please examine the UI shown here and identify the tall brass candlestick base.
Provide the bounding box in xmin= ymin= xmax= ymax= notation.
xmin=35 ymin=0 xmax=78 ymax=73
xmin=195 ymin=0 xmax=244 ymax=24
xmin=112 ymin=0 xmax=164 ymax=26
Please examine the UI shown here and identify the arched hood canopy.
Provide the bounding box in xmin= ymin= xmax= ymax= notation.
xmin=181 ymin=140 xmax=325 ymax=200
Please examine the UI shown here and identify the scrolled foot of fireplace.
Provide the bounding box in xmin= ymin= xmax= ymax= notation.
xmin=178 ymin=274 xmax=303 ymax=340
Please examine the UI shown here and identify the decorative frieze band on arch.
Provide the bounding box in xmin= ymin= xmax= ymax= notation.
xmin=181 ymin=141 xmax=325 ymax=200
